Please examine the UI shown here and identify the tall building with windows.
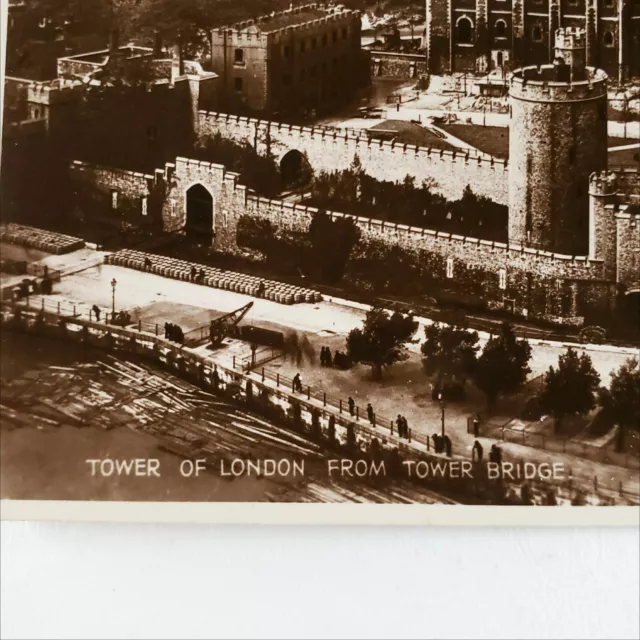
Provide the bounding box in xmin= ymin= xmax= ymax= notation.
xmin=210 ymin=3 xmax=365 ymax=116
xmin=424 ymin=0 xmax=640 ymax=82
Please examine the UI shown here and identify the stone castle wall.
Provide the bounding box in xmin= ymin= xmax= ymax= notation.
xmin=197 ymin=111 xmax=510 ymax=205
xmin=71 ymin=156 xmax=628 ymax=324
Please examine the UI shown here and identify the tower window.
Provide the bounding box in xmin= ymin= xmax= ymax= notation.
xmin=111 ymin=191 xmax=118 ymax=210
xmin=604 ymin=0 xmax=615 ymax=7
xmin=234 ymin=48 xmax=244 ymax=65
xmin=532 ymin=26 xmax=543 ymax=43
xmin=234 ymin=77 xmax=243 ymax=92
xmin=446 ymin=258 xmax=454 ymax=278
xmin=603 ymin=31 xmax=615 ymax=47
xmin=498 ymin=269 xmax=507 ymax=290
xmin=141 ymin=196 xmax=148 ymax=216
xmin=456 ymin=17 xmax=474 ymax=44
xmin=495 ymin=20 xmax=507 ymax=39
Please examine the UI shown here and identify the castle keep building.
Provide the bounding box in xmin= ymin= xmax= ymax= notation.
xmin=425 ymin=0 xmax=640 ymax=82
xmin=210 ymin=3 xmax=365 ymax=116
xmin=508 ymin=28 xmax=608 ymax=256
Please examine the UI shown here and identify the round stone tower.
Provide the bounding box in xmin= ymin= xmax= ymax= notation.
xmin=508 ymin=27 xmax=608 ymax=256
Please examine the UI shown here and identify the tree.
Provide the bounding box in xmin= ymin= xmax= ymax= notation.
xmin=308 ymin=212 xmax=360 ymax=284
xmin=346 ymin=307 xmax=418 ymax=380
xmin=472 ymin=322 xmax=532 ymax=408
xmin=421 ymin=322 xmax=479 ymax=393
xmin=598 ymin=358 xmax=640 ymax=452
xmin=539 ymin=348 xmax=601 ymax=433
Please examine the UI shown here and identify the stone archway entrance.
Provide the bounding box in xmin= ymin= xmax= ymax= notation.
xmin=280 ymin=150 xmax=312 ymax=190
xmin=185 ymin=184 xmax=214 ymax=241
xmin=624 ymin=290 xmax=640 ymax=336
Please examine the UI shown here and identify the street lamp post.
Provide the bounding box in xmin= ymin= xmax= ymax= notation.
xmin=110 ymin=278 xmax=117 ymax=320
xmin=438 ymin=391 xmax=445 ymax=437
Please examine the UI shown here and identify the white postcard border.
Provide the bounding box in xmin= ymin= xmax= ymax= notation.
xmin=2 ymin=500 xmax=639 ymax=526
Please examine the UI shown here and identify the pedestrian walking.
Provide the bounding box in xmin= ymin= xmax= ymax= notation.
xmin=144 ymin=257 xmax=152 ymax=270
xmin=396 ymin=415 xmax=403 ymax=437
xmin=366 ymin=403 xmax=374 ymax=425
xmin=328 ymin=414 xmax=336 ymax=443
xmin=472 ymin=440 xmax=483 ymax=463
xmin=292 ymin=373 xmax=302 ymax=393
xmin=473 ymin=413 xmax=480 ymax=438
xmin=348 ymin=396 xmax=355 ymax=417
xmin=190 ymin=266 xmax=197 ymax=281
xmin=198 ymin=268 xmax=205 ymax=284
xmin=91 ymin=304 xmax=101 ymax=321
xmin=400 ymin=416 xmax=408 ymax=439
xmin=443 ymin=435 xmax=452 ymax=457
xmin=325 ymin=347 xmax=332 ymax=367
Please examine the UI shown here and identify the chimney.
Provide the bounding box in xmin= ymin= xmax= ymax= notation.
xmin=171 ymin=43 xmax=185 ymax=82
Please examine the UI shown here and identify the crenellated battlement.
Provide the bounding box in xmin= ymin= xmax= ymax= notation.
xmin=509 ymin=64 xmax=607 ymax=102
xmin=215 ymin=3 xmax=359 ymax=37
xmin=198 ymin=110 xmax=508 ymax=170
xmin=238 ymin=188 xmax=604 ymax=276
xmin=590 ymin=169 xmax=640 ymax=197
xmin=70 ymin=160 xmax=157 ymax=191
xmin=27 ymin=79 xmax=85 ymax=105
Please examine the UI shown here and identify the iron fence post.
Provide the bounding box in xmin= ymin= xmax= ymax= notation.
xmin=323 ymin=392 xmax=326 ymax=406
xmin=277 ymin=373 xmax=280 ymax=387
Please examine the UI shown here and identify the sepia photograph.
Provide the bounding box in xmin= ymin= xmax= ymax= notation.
xmin=1 ymin=0 xmax=639 ymax=521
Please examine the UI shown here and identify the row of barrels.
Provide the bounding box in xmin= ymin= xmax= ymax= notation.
xmin=0 ymin=223 xmax=85 ymax=255
xmin=105 ymin=249 xmax=322 ymax=305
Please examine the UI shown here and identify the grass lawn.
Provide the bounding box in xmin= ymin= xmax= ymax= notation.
xmin=440 ymin=124 xmax=509 ymax=158
xmin=440 ymin=124 xmax=639 ymax=161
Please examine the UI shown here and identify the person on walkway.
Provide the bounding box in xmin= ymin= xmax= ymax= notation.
xmin=198 ymin=268 xmax=205 ymax=284
xmin=257 ymin=281 xmax=266 ymax=298
xmin=366 ymin=403 xmax=374 ymax=425
xmin=292 ymin=373 xmax=302 ymax=393
xmin=348 ymin=397 xmax=355 ymax=417
xmin=443 ymin=435 xmax=452 ymax=457
xmin=396 ymin=415 xmax=403 ymax=437
xmin=190 ymin=266 xmax=197 ymax=282
xmin=328 ymin=414 xmax=336 ymax=443
xmin=144 ymin=257 xmax=152 ymax=270
xmin=473 ymin=414 xmax=481 ymax=438
xmin=472 ymin=440 xmax=483 ymax=463
xmin=91 ymin=304 xmax=101 ymax=321
xmin=325 ymin=347 xmax=332 ymax=367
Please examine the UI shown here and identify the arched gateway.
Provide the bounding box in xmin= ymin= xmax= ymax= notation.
xmin=185 ymin=184 xmax=214 ymax=241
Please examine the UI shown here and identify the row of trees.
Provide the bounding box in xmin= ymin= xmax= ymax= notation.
xmin=305 ymin=157 xmax=508 ymax=242
xmin=345 ymin=310 xmax=640 ymax=450
xmin=23 ymin=0 xmax=298 ymax=53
